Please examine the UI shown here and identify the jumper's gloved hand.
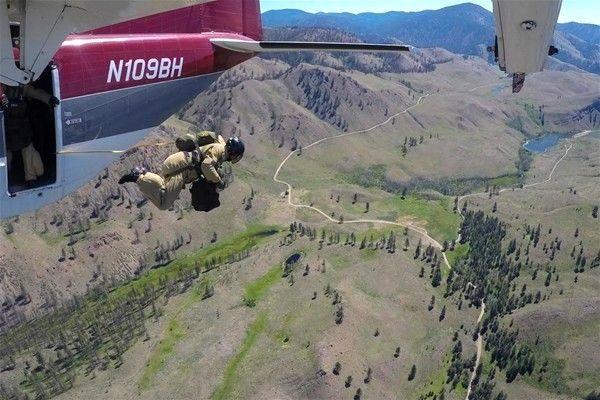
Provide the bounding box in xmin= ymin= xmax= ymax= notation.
xmin=216 ymin=180 xmax=227 ymax=191
xmin=49 ymin=96 xmax=60 ymax=107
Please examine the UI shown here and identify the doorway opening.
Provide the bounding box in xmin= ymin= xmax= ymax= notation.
xmin=3 ymin=65 xmax=58 ymax=193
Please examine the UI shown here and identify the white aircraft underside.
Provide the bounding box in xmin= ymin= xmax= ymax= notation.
xmin=492 ymin=0 xmax=562 ymax=92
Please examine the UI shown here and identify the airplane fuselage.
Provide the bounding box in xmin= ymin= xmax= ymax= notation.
xmin=0 ymin=32 xmax=255 ymax=219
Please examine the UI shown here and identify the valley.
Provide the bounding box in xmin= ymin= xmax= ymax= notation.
xmin=1 ymin=21 xmax=599 ymax=400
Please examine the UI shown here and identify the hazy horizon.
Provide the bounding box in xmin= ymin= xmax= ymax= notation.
xmin=260 ymin=0 xmax=600 ymax=25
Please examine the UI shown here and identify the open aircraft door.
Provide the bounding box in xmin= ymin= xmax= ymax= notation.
xmin=0 ymin=64 xmax=63 ymax=218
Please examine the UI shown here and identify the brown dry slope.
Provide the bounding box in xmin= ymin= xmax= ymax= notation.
xmin=1 ymin=43 xmax=599 ymax=400
xmin=53 ymin=229 xmax=478 ymax=400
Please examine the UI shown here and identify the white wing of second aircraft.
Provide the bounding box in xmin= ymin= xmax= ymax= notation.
xmin=492 ymin=0 xmax=562 ymax=92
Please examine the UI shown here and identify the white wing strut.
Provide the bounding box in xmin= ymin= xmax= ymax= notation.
xmin=210 ymin=38 xmax=411 ymax=53
xmin=0 ymin=2 xmax=27 ymax=84
xmin=1 ymin=0 xmax=212 ymax=85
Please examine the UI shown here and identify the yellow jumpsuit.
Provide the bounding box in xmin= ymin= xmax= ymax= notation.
xmin=136 ymin=136 xmax=227 ymax=210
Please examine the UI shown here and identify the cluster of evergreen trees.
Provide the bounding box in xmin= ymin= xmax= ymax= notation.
xmin=399 ymin=134 xmax=439 ymax=157
xmin=287 ymin=221 xmax=402 ymax=254
xmin=295 ymin=68 xmax=348 ymax=130
xmin=446 ymin=336 xmax=476 ymax=390
xmin=440 ymin=208 xmax=596 ymax=399
xmin=0 ymin=237 xmax=253 ymax=399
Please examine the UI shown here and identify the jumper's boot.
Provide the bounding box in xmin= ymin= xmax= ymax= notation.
xmin=118 ymin=167 xmax=147 ymax=184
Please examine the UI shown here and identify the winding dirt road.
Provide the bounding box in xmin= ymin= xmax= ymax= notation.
xmin=272 ymin=82 xmax=516 ymax=255
xmin=458 ymin=131 xmax=589 ymax=207
xmin=465 ymin=301 xmax=486 ymax=400
xmin=272 ymin=92 xmax=449 ymax=251
xmin=460 ymin=132 xmax=587 ymax=400
xmin=272 ymin=82 xmax=586 ymax=399
xmin=272 ymin=88 xmax=486 ymax=400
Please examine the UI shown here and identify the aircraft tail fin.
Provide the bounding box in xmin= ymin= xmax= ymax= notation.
xmin=90 ymin=0 xmax=262 ymax=41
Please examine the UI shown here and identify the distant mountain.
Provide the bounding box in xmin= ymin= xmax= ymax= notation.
xmin=262 ymin=3 xmax=600 ymax=74
xmin=262 ymin=27 xmax=454 ymax=74
xmin=553 ymin=23 xmax=600 ymax=73
xmin=559 ymin=22 xmax=600 ymax=44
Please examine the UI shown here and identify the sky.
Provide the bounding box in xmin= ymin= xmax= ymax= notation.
xmin=260 ymin=1 xmax=600 ymax=24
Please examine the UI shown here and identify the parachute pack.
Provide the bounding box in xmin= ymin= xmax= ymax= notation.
xmin=189 ymin=177 xmax=220 ymax=212
xmin=175 ymin=130 xmax=220 ymax=152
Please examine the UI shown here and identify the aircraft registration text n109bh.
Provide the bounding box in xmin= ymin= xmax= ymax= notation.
xmin=107 ymin=58 xmax=184 ymax=83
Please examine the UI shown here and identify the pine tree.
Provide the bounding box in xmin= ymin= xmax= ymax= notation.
xmin=364 ymin=367 xmax=372 ymax=383
xmin=345 ymin=375 xmax=353 ymax=388
xmin=335 ymin=306 xmax=344 ymax=324
xmin=360 ymin=237 xmax=367 ymax=249
xmin=428 ymin=295 xmax=435 ymax=311
xmin=408 ymin=364 xmax=417 ymax=381
xmin=414 ymin=240 xmax=422 ymax=259
xmin=400 ymin=144 xmax=408 ymax=157
xmin=431 ymin=266 xmax=442 ymax=287
xmin=333 ymin=362 xmax=341 ymax=375
xmin=544 ymin=272 xmax=551 ymax=287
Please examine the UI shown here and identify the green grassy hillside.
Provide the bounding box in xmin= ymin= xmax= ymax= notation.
xmin=1 ymin=48 xmax=598 ymax=400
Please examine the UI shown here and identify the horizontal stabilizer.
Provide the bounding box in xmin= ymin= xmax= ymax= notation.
xmin=210 ymin=39 xmax=411 ymax=54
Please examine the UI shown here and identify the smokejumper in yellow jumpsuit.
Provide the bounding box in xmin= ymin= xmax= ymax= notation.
xmin=118 ymin=133 xmax=245 ymax=211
